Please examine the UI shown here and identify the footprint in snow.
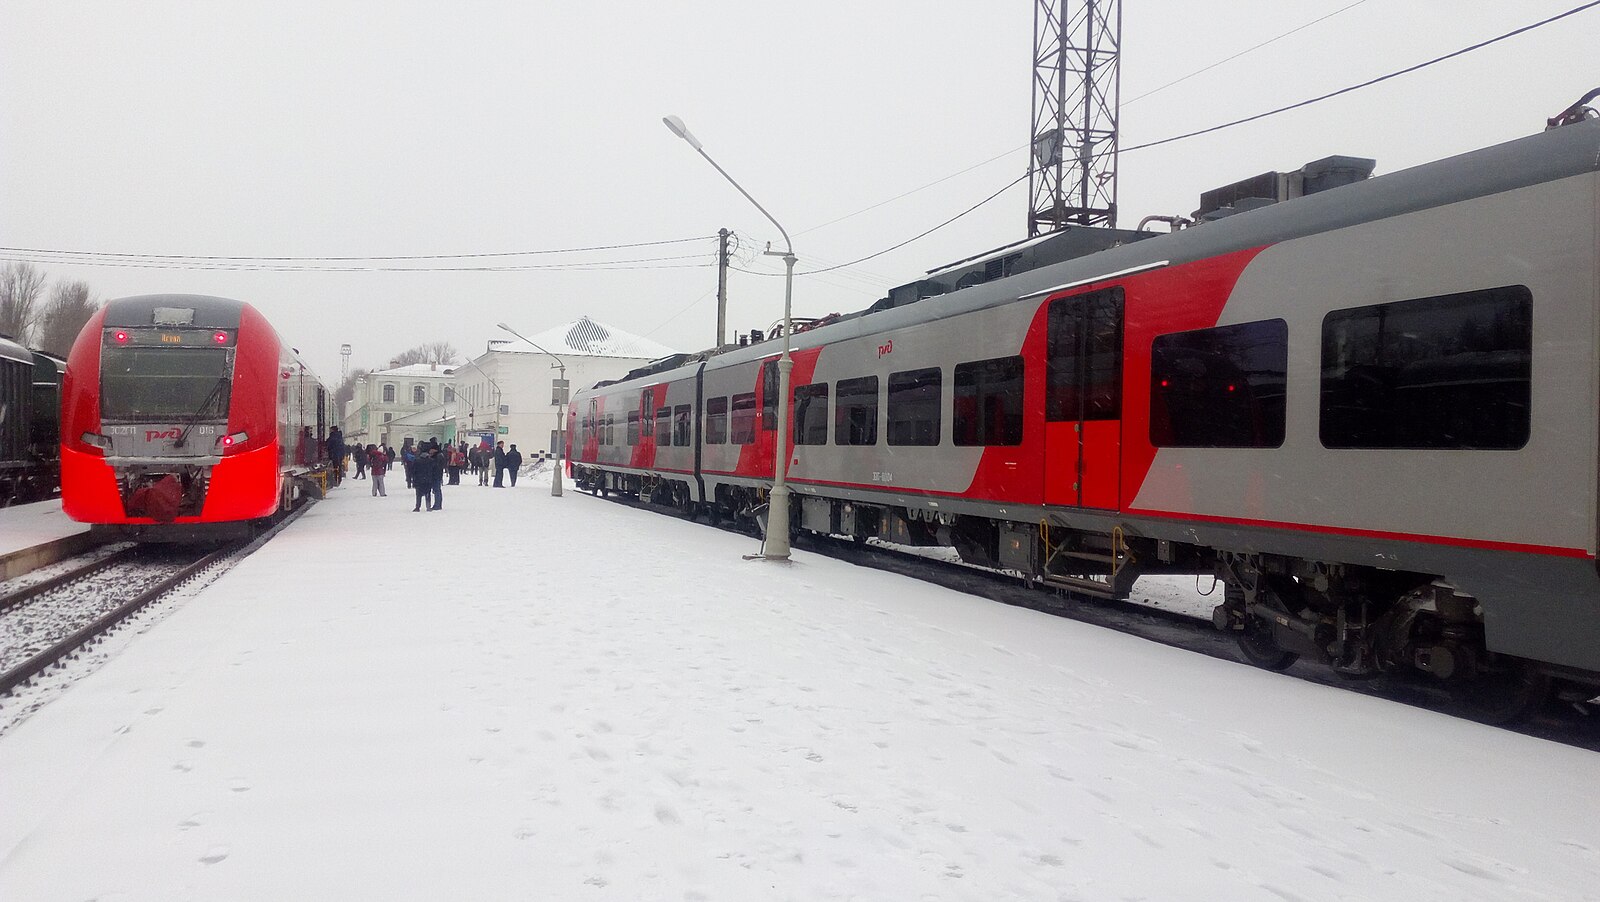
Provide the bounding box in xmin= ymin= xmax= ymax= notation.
xmin=198 ymin=846 xmax=230 ymax=865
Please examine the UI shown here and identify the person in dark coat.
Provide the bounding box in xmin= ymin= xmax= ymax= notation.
xmin=492 ymin=441 xmax=507 ymax=488
xmin=505 ymin=443 xmax=523 ymax=487
xmin=412 ymin=441 xmax=440 ymax=511
xmin=326 ymin=427 xmax=345 ymax=484
xmin=352 ymin=439 xmax=366 ymax=479
xmin=428 ymin=442 xmax=446 ymax=510
xmin=297 ymin=426 xmax=315 ymax=466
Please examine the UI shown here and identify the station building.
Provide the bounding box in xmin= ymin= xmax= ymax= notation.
xmin=449 ymin=317 xmax=675 ymax=460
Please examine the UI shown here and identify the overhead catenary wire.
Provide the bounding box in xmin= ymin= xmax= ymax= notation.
xmin=1123 ymin=0 xmax=1600 ymax=153
xmin=0 ymin=235 xmax=717 ymax=266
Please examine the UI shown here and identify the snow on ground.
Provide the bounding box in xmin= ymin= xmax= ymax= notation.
xmin=0 ymin=498 xmax=86 ymax=557
xmin=2 ymin=472 xmax=1599 ymax=901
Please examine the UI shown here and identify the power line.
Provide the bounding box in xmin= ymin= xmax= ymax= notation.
xmin=0 ymin=253 xmax=716 ymax=274
xmin=1122 ymin=0 xmax=1373 ymax=107
xmin=1125 ymin=0 xmax=1600 ymax=153
xmin=737 ymin=173 xmax=1029 ymax=279
xmin=0 ymin=234 xmax=716 ymax=264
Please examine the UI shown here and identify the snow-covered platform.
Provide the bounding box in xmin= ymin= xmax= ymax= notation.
xmin=2 ymin=471 xmax=1598 ymax=901
xmin=0 ymin=498 xmax=88 ymax=558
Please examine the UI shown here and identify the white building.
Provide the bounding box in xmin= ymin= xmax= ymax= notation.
xmin=449 ymin=317 xmax=676 ymax=459
xmin=343 ymin=363 xmax=458 ymax=449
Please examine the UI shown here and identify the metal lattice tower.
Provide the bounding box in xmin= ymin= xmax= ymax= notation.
xmin=1029 ymin=0 xmax=1121 ymax=234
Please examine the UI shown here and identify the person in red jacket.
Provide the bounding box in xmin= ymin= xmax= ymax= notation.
xmin=366 ymin=444 xmax=388 ymax=497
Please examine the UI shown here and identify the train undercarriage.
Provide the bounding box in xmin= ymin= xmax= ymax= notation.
xmin=572 ymin=463 xmax=1600 ymax=723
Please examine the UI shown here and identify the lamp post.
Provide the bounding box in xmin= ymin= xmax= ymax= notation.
xmin=663 ymin=114 xmax=795 ymax=560
xmin=497 ymin=322 xmax=567 ymax=498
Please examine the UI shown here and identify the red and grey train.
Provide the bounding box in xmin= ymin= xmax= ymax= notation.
xmin=569 ymin=116 xmax=1600 ymax=715
xmin=61 ymin=295 xmax=330 ymax=540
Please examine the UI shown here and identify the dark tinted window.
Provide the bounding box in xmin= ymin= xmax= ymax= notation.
xmin=730 ymin=393 xmax=757 ymax=444
xmin=706 ymin=396 xmax=728 ymax=445
xmin=761 ymin=361 xmax=778 ymax=430
xmin=834 ymin=376 xmax=878 ymax=446
xmin=887 ymin=367 xmax=941 ymax=446
xmin=1151 ymin=319 xmax=1287 ymax=448
xmin=1046 ymin=287 xmax=1122 ymax=421
xmin=626 ymin=411 xmax=639 ymax=446
xmin=793 ymin=383 xmax=829 ymax=445
xmin=1321 ymin=286 xmax=1531 ymax=450
xmin=100 ymin=347 xmax=233 ymax=421
xmin=673 ymin=404 xmax=691 ymax=447
xmin=954 ymin=355 xmax=1024 ymax=446
xmin=655 ymin=406 xmax=672 ymax=446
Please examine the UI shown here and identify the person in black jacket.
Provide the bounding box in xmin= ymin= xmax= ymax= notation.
xmin=412 ymin=441 xmax=442 ymax=511
xmin=505 ymin=444 xmax=523 ymax=487
xmin=492 ymin=441 xmax=507 ymax=488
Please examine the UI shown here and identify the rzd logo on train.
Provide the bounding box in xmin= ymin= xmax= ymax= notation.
xmin=146 ymin=428 xmax=181 ymax=441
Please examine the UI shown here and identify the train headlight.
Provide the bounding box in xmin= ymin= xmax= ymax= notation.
xmin=216 ymin=431 xmax=248 ymax=451
xmin=81 ymin=432 xmax=112 ymax=452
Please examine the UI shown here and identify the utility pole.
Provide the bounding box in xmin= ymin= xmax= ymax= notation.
xmin=716 ymin=228 xmax=731 ymax=347
xmin=1029 ymin=0 xmax=1121 ymax=234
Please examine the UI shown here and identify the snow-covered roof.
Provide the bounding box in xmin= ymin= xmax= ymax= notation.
xmin=368 ymin=363 xmax=457 ymax=378
xmin=494 ymin=316 xmax=675 ymax=360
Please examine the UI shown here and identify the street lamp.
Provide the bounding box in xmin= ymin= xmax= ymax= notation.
xmin=497 ymin=322 xmax=567 ymax=498
xmin=663 ymin=114 xmax=796 ymax=561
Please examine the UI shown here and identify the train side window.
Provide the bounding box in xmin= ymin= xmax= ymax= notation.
xmin=605 ymin=414 xmax=615 ymax=446
xmin=655 ymin=406 xmax=672 ymax=445
xmin=954 ymin=355 xmax=1024 ymax=446
xmin=793 ymin=383 xmax=829 ymax=445
xmin=673 ymin=404 xmax=692 ymax=446
xmin=835 ymin=375 xmax=878 ymax=446
xmin=641 ymin=388 xmax=655 ymax=437
xmin=1150 ymin=319 xmax=1288 ymax=448
xmin=626 ymin=411 xmax=640 ymax=446
xmin=730 ymin=392 xmax=757 ymax=444
xmin=706 ymin=396 xmax=728 ymax=444
xmin=1320 ymin=286 xmax=1532 ymax=450
xmin=887 ymin=367 xmax=942 ymax=446
xmin=1046 ymin=287 xmax=1123 ymax=421
xmin=761 ymin=361 xmax=778 ymax=430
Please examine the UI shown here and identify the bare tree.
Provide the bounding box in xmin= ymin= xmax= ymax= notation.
xmin=388 ymin=341 xmax=459 ymax=368
xmin=0 ymin=262 xmax=47 ymax=344
xmin=34 ymin=279 xmax=99 ymax=357
xmin=334 ymin=367 xmax=371 ymax=414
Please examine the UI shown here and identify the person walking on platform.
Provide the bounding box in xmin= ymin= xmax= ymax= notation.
xmin=492 ymin=441 xmax=507 ymax=488
xmin=428 ymin=442 xmax=446 ymax=510
xmin=401 ymin=438 xmax=417 ymax=489
xmin=367 ymin=444 xmax=388 ymax=497
xmin=474 ymin=446 xmax=490 ymax=486
xmin=326 ymin=426 xmax=345 ymax=485
xmin=352 ymin=442 xmax=366 ymax=480
xmin=505 ymin=444 xmax=523 ymax=487
xmin=412 ymin=441 xmax=437 ymax=511
xmin=447 ymin=443 xmax=464 ymax=485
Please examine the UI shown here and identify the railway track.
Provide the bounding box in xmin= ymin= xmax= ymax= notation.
xmin=0 ymin=506 xmax=308 ymax=700
xmin=598 ymin=489 xmax=1600 ymax=752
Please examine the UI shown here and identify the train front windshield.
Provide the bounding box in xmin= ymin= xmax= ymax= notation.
xmin=101 ymin=347 xmax=233 ymax=422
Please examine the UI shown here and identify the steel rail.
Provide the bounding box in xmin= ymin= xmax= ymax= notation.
xmin=0 ymin=546 xmax=138 ymax=614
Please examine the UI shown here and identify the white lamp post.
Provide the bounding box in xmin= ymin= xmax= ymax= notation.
xmin=497 ymin=322 xmax=567 ymax=498
xmin=663 ymin=114 xmax=795 ymax=560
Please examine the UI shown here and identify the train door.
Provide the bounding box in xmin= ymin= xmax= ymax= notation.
xmin=1042 ymin=287 xmax=1124 ymax=509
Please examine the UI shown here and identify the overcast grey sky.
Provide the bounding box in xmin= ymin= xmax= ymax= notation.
xmin=1 ymin=1 xmax=1593 ymax=381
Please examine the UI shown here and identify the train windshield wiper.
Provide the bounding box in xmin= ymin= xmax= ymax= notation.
xmin=173 ymin=376 xmax=230 ymax=449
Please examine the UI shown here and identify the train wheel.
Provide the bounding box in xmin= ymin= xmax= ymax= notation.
xmin=1457 ymin=660 xmax=1550 ymax=725
xmin=1236 ymin=613 xmax=1299 ymax=672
